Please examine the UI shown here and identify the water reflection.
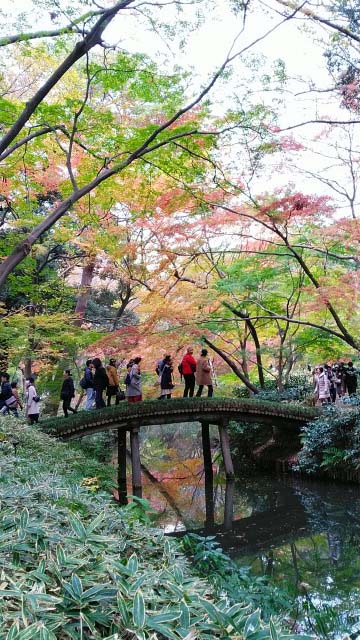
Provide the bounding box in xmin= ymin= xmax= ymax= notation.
xmin=138 ymin=423 xmax=360 ymax=634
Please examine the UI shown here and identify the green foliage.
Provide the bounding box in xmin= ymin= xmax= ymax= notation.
xmin=234 ymin=375 xmax=313 ymax=403
xmin=181 ymin=534 xmax=298 ymax=622
xmin=297 ymin=407 xmax=360 ymax=475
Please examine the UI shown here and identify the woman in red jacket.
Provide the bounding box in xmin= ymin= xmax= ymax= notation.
xmin=180 ymin=347 xmax=197 ymax=397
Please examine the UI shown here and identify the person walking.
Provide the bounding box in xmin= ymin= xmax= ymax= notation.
xmin=333 ymin=364 xmax=343 ymax=400
xmin=106 ymin=358 xmax=120 ymax=406
xmin=93 ymin=358 xmax=109 ymax=409
xmin=195 ymin=348 xmax=214 ymax=397
xmin=25 ymin=377 xmax=40 ymax=424
xmin=180 ymin=347 xmax=197 ymax=398
xmin=126 ymin=357 xmax=142 ymax=403
xmin=0 ymin=372 xmax=12 ymax=411
xmin=314 ymin=367 xmax=330 ymax=405
xmin=0 ymin=380 xmax=23 ymax=417
xmin=159 ymin=355 xmax=174 ymax=399
xmin=345 ymin=361 xmax=358 ymax=397
xmin=325 ymin=365 xmax=336 ymax=404
xmin=312 ymin=366 xmax=320 ymax=404
xmin=60 ymin=370 xmax=77 ymax=417
xmin=83 ymin=359 xmax=95 ymax=410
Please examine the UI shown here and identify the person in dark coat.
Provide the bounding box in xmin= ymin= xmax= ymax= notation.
xmin=159 ymin=355 xmax=174 ymax=399
xmin=0 ymin=373 xmax=12 ymax=410
xmin=345 ymin=362 xmax=358 ymax=396
xmin=92 ymin=357 xmax=109 ymax=408
xmin=60 ymin=370 xmax=76 ymax=417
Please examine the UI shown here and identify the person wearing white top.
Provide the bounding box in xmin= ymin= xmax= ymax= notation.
xmin=26 ymin=377 xmax=40 ymax=424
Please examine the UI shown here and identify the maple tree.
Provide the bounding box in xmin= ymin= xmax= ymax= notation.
xmin=0 ymin=0 xmax=291 ymax=288
xmin=1 ymin=0 xmax=360 ymax=394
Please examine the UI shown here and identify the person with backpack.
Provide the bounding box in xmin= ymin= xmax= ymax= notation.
xmin=125 ymin=357 xmax=142 ymax=403
xmin=345 ymin=362 xmax=358 ymax=396
xmin=195 ymin=348 xmax=214 ymax=397
xmin=60 ymin=370 xmax=77 ymax=417
xmin=80 ymin=359 xmax=95 ymax=410
xmin=180 ymin=347 xmax=197 ymax=398
xmin=106 ymin=358 xmax=120 ymax=406
xmin=25 ymin=377 xmax=40 ymax=424
xmin=92 ymin=358 xmax=109 ymax=409
xmin=159 ymin=355 xmax=174 ymax=399
xmin=155 ymin=354 xmax=166 ymax=377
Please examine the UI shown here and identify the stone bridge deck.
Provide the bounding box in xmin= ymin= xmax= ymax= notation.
xmin=41 ymin=397 xmax=320 ymax=440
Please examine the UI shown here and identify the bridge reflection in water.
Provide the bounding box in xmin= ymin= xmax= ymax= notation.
xmin=167 ymin=463 xmax=311 ymax=558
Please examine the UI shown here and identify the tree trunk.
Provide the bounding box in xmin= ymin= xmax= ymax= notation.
xmin=74 ymin=259 xmax=96 ymax=326
xmin=203 ymin=336 xmax=259 ymax=394
xmin=223 ymin=303 xmax=265 ymax=388
xmin=112 ymin=283 xmax=132 ymax=330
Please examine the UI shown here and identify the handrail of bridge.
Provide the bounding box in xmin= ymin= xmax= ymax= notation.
xmin=40 ymin=397 xmax=321 ymax=438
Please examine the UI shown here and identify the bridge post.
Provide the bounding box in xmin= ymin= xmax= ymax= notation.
xmin=218 ymin=419 xmax=235 ymax=480
xmin=201 ymin=422 xmax=214 ymax=526
xmin=224 ymin=480 xmax=234 ymax=530
xmin=117 ymin=428 xmax=127 ymax=505
xmin=130 ymin=426 xmax=142 ymax=498
xmin=201 ymin=422 xmax=213 ymax=477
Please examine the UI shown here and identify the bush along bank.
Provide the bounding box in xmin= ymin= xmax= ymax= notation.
xmin=295 ymin=407 xmax=360 ymax=482
xmin=0 ymin=416 xmax=306 ymax=640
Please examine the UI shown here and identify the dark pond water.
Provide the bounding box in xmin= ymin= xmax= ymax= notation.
xmin=136 ymin=423 xmax=360 ymax=636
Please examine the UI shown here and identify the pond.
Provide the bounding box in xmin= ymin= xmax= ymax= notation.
xmin=136 ymin=423 xmax=360 ymax=637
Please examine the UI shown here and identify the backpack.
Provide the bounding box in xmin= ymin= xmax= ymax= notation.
xmin=124 ymin=372 xmax=132 ymax=386
xmin=79 ymin=376 xmax=87 ymax=389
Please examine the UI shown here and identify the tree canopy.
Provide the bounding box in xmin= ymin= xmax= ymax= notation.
xmin=1 ymin=0 xmax=360 ymax=393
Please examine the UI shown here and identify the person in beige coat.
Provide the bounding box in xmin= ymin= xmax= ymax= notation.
xmin=195 ymin=349 xmax=214 ymax=397
xmin=106 ymin=358 xmax=120 ymax=406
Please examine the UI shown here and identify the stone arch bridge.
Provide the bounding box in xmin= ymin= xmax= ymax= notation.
xmin=41 ymin=397 xmax=319 ymax=498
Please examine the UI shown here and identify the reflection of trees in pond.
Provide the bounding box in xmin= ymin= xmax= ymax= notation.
xmin=291 ymin=480 xmax=360 ymax=536
xmin=244 ymin=532 xmax=360 ymax=636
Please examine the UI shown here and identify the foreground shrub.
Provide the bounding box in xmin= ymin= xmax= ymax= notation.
xmin=0 ymin=416 xmax=304 ymax=639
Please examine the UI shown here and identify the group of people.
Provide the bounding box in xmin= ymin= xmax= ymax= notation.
xmin=0 ymin=373 xmax=39 ymax=423
xmin=313 ymin=361 xmax=358 ymax=405
xmin=154 ymin=347 xmax=214 ymax=399
xmin=2 ymin=353 xmax=358 ymax=423
xmin=62 ymin=357 xmax=123 ymax=414
xmin=74 ymin=347 xmax=214 ymax=413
